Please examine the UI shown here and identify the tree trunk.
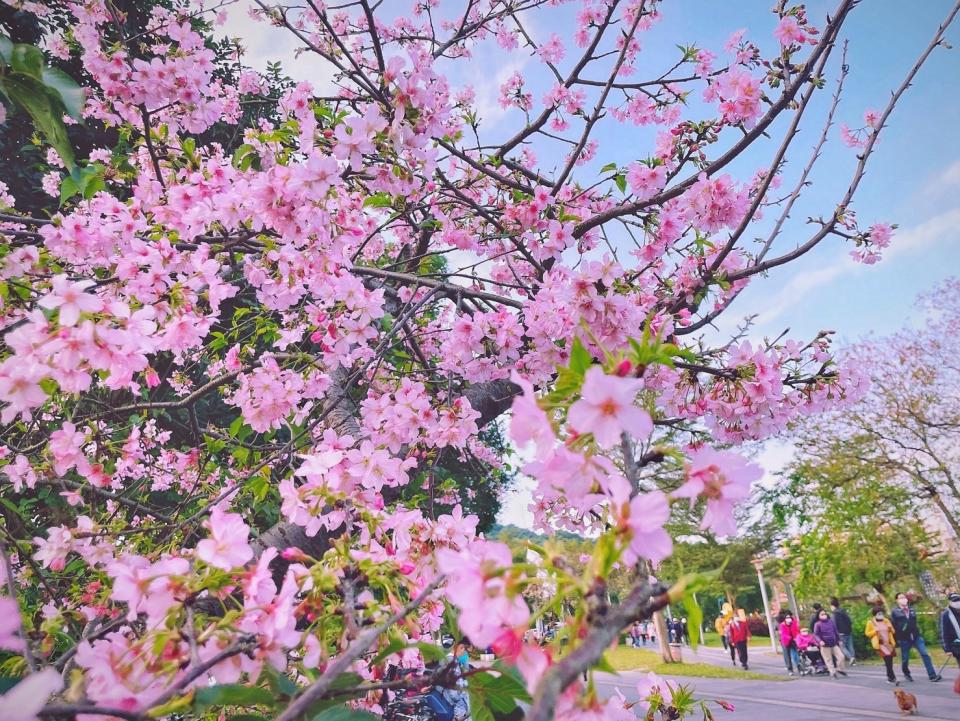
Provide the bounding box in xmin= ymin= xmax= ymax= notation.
xmin=653 ymin=610 xmax=673 ymax=663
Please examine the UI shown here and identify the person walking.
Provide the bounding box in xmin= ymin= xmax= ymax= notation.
xmin=778 ymin=611 xmax=801 ymax=676
xmin=891 ymin=592 xmax=942 ymax=682
xmin=813 ymin=609 xmax=848 ymax=678
xmin=831 ymin=597 xmax=856 ymax=666
xmin=866 ymin=606 xmax=899 ymax=684
xmin=939 ymin=592 xmax=960 ymax=670
xmin=809 ymin=602 xmax=823 ymax=632
xmin=728 ymin=615 xmax=751 ymax=670
xmin=639 ymin=620 xmax=649 ymax=646
xmin=715 ymin=615 xmax=729 ymax=651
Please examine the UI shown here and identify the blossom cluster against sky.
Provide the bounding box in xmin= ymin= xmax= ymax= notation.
xmin=224 ymin=0 xmax=960 ymax=529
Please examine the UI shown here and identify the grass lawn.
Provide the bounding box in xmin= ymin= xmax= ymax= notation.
xmin=605 ymin=645 xmax=786 ymax=681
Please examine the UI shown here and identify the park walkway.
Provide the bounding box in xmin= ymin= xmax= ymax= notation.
xmin=598 ymin=645 xmax=960 ymax=720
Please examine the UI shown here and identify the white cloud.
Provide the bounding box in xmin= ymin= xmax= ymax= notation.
xmin=497 ymin=474 xmax=536 ymax=529
xmin=941 ymin=160 xmax=960 ymax=187
xmin=221 ymin=2 xmax=337 ymax=91
xmin=748 ymin=205 xmax=960 ymax=332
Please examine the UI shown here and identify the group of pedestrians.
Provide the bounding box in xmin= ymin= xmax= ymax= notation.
xmin=628 ymin=620 xmax=655 ymax=646
xmin=669 ymin=618 xmax=689 ymax=645
xmin=777 ymin=592 xmax=955 ymax=684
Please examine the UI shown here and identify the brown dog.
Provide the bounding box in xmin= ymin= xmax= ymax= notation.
xmin=894 ymin=688 xmax=918 ymax=716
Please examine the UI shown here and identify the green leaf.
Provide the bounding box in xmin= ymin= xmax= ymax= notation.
xmin=82 ymin=174 xmax=104 ymax=199
xmin=683 ymin=592 xmax=703 ymax=651
xmin=0 ymin=75 xmax=75 ymax=169
xmin=261 ymin=666 xmax=299 ymax=699
xmin=0 ymin=35 xmax=13 ymax=64
xmin=568 ymin=337 xmax=592 ymax=377
xmin=10 ymin=43 xmax=44 ymax=81
xmin=41 ymin=66 xmax=85 ymax=119
xmin=467 ymin=666 xmax=530 ymax=721
xmin=600 ymin=162 xmax=618 ymax=173
xmin=414 ymin=641 xmax=447 ymax=663
xmin=232 ymin=143 xmax=258 ymax=170
xmin=194 ymin=684 xmax=275 ymax=710
xmin=59 ymin=175 xmax=79 ymax=205
xmin=311 ymin=707 xmax=378 ymax=721
xmin=614 ymin=174 xmax=627 ymax=193
xmin=363 ymin=192 xmax=392 ymax=208
xmin=369 ymin=637 xmax=407 ymax=666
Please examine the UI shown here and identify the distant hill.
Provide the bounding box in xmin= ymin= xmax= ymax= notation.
xmin=489 ymin=523 xmax=582 ymax=542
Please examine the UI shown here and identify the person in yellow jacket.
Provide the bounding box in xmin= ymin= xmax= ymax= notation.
xmin=865 ymin=606 xmax=899 ymax=684
xmin=715 ymin=615 xmax=729 ymax=651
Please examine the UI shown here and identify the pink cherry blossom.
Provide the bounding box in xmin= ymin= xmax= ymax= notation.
xmin=0 ymin=668 xmax=62 ymax=721
xmin=674 ymin=447 xmax=762 ymax=535
xmin=568 ymin=366 xmax=652 ymax=448
xmin=774 ymin=17 xmax=806 ymax=46
xmin=508 ymin=372 xmax=555 ymax=460
xmin=196 ymin=508 xmax=254 ymax=570
xmin=37 ymin=274 xmax=102 ymax=327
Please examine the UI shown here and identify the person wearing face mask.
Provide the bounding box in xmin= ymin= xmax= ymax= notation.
xmin=813 ymin=610 xmax=848 ymax=678
xmin=866 ymin=606 xmax=899 ymax=684
xmin=830 ymin=597 xmax=855 ymax=666
xmin=891 ymin=592 xmax=942 ymax=682
xmin=440 ymin=641 xmax=471 ymax=721
xmin=939 ymin=592 xmax=960 ymax=669
xmin=728 ymin=614 xmax=751 ymax=670
xmin=778 ymin=611 xmax=801 ymax=676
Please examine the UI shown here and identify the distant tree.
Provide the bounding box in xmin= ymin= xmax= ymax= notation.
xmin=811 ymin=278 xmax=960 ymax=538
xmin=755 ymin=435 xmax=946 ymax=604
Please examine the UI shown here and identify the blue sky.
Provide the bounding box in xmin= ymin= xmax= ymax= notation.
xmin=224 ymin=1 xmax=960 ymax=528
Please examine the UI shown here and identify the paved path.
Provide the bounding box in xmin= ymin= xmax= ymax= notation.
xmin=598 ymin=645 xmax=960 ymax=720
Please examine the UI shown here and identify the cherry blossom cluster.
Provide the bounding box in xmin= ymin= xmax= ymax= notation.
xmin=0 ymin=0 xmax=942 ymax=718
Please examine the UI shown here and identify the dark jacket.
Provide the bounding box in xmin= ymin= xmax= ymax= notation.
xmin=891 ymin=606 xmax=922 ymax=643
xmin=832 ymin=607 xmax=853 ymax=635
xmin=813 ymin=617 xmax=841 ymax=646
xmin=809 ymin=612 xmax=821 ymax=632
xmin=940 ymin=607 xmax=960 ymax=654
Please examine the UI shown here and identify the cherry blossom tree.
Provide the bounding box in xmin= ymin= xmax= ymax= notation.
xmin=0 ymin=1 xmax=957 ymax=720
xmin=793 ymin=277 xmax=960 ymax=541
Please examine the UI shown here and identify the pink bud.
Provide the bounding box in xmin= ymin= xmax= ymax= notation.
xmin=281 ymin=547 xmax=308 ymax=562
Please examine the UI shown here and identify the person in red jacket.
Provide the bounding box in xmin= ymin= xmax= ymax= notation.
xmin=778 ymin=611 xmax=801 ymax=675
xmin=728 ymin=614 xmax=751 ymax=670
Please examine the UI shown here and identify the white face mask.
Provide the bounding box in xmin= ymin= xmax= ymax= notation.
xmin=875 ymin=614 xmax=884 ymax=621
xmin=785 ymin=618 xmax=792 ymax=624
xmin=950 ymin=601 xmax=960 ymax=610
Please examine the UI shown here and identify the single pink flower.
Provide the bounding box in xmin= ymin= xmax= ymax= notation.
xmin=568 ymin=366 xmax=651 ymax=448
xmin=624 ymin=491 xmax=673 ymax=564
xmin=673 ymin=447 xmax=762 ymax=536
xmin=508 ymin=372 xmax=555 ymax=460
xmin=773 ymin=16 xmax=805 ymax=46
xmin=196 ymin=507 xmax=253 ymax=570
xmin=37 ymin=274 xmax=101 ymax=327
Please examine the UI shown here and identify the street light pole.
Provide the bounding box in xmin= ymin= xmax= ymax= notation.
xmin=752 ymin=558 xmax=777 ymax=653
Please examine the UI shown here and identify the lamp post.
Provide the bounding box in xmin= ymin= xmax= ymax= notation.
xmin=752 ymin=558 xmax=778 ymax=653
